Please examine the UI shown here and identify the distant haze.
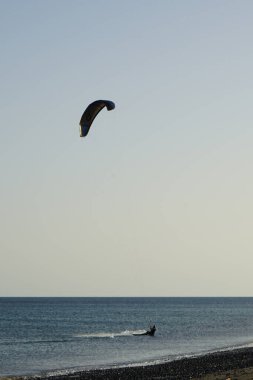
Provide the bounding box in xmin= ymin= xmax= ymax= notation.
xmin=1 ymin=0 xmax=253 ymax=296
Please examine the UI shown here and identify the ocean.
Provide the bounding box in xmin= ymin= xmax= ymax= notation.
xmin=1 ymin=297 xmax=253 ymax=377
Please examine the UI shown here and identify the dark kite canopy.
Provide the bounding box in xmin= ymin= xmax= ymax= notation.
xmin=79 ymin=100 xmax=115 ymax=137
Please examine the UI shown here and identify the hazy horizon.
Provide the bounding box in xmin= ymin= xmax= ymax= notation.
xmin=1 ymin=0 xmax=253 ymax=297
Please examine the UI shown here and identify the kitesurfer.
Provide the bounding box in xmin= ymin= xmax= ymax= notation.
xmin=146 ymin=324 xmax=156 ymax=336
xmin=133 ymin=324 xmax=156 ymax=336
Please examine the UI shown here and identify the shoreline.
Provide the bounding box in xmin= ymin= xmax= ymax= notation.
xmin=3 ymin=346 xmax=253 ymax=380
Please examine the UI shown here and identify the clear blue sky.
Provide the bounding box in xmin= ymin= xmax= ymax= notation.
xmin=1 ymin=0 xmax=253 ymax=296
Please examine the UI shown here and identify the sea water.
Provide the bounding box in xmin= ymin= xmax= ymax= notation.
xmin=1 ymin=297 xmax=253 ymax=377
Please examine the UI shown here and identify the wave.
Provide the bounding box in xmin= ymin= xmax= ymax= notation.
xmin=74 ymin=329 xmax=146 ymax=339
xmin=0 ymin=330 xmax=148 ymax=346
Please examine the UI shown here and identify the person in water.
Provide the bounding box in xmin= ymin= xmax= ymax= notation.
xmin=133 ymin=324 xmax=156 ymax=336
xmin=146 ymin=324 xmax=156 ymax=336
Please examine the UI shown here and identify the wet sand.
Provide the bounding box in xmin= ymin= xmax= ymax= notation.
xmin=3 ymin=347 xmax=253 ymax=380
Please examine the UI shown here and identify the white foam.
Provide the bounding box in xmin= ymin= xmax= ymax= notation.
xmin=75 ymin=330 xmax=146 ymax=339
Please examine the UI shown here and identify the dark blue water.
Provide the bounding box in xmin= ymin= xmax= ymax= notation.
xmin=1 ymin=298 xmax=253 ymax=377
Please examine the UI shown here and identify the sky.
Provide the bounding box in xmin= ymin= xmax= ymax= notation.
xmin=0 ymin=0 xmax=253 ymax=296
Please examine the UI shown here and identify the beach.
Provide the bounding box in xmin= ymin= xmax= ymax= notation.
xmin=3 ymin=347 xmax=247 ymax=380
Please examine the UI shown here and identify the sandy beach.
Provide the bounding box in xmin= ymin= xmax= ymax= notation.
xmin=2 ymin=346 xmax=252 ymax=380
